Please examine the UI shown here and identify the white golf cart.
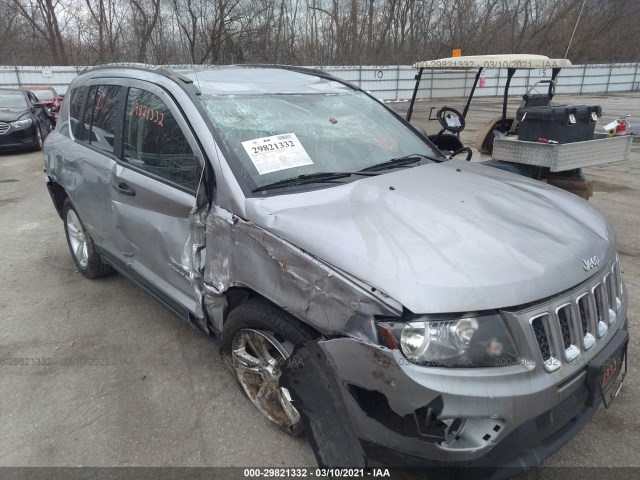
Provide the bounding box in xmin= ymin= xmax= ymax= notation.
xmin=406 ymin=54 xmax=633 ymax=199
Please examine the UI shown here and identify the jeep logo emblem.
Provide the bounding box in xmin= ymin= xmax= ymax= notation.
xmin=582 ymin=256 xmax=600 ymax=271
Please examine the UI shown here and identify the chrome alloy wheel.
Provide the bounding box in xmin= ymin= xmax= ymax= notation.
xmin=36 ymin=126 xmax=43 ymax=149
xmin=231 ymin=329 xmax=301 ymax=429
xmin=66 ymin=209 xmax=88 ymax=268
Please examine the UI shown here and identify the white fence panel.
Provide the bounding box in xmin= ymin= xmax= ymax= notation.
xmin=316 ymin=63 xmax=640 ymax=100
xmin=0 ymin=66 xmax=81 ymax=94
xmin=1 ymin=63 xmax=638 ymax=100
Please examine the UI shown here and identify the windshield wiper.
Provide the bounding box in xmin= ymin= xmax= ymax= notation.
xmin=358 ymin=153 xmax=443 ymax=172
xmin=252 ymin=171 xmax=378 ymax=193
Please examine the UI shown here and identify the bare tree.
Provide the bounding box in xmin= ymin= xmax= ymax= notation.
xmin=81 ymin=0 xmax=126 ymax=63
xmin=129 ymin=0 xmax=161 ymax=62
xmin=1 ymin=0 xmax=639 ymax=66
xmin=7 ymin=0 xmax=69 ymax=63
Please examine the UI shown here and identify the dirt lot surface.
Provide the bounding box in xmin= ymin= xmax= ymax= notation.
xmin=0 ymin=93 xmax=638 ymax=477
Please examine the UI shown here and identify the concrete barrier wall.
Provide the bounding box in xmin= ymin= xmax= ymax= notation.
xmin=1 ymin=63 xmax=639 ymax=100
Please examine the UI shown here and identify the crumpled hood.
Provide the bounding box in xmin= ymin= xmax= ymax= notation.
xmin=245 ymin=160 xmax=615 ymax=313
xmin=0 ymin=108 xmax=29 ymax=122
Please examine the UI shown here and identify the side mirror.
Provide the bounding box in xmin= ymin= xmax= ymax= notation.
xmin=33 ymin=102 xmax=45 ymax=108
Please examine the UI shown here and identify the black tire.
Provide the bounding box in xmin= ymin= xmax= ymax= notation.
xmin=221 ymin=298 xmax=317 ymax=436
xmin=33 ymin=124 xmax=44 ymax=151
xmin=478 ymin=118 xmax=515 ymax=155
xmin=62 ymin=199 xmax=113 ymax=279
xmin=479 ymin=130 xmax=495 ymax=155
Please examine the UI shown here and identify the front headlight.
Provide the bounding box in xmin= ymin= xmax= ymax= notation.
xmin=379 ymin=313 xmax=519 ymax=367
xmin=11 ymin=118 xmax=32 ymax=128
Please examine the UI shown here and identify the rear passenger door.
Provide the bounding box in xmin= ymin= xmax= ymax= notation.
xmin=110 ymin=81 xmax=203 ymax=315
xmin=64 ymin=83 xmax=123 ymax=258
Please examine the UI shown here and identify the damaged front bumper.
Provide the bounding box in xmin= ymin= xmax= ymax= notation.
xmin=281 ymin=324 xmax=629 ymax=477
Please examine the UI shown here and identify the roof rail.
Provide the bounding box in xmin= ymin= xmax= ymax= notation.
xmin=80 ymin=63 xmax=194 ymax=85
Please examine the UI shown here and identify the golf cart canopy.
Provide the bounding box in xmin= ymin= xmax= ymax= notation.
xmin=413 ymin=54 xmax=572 ymax=70
xmin=407 ymin=54 xmax=572 ymax=123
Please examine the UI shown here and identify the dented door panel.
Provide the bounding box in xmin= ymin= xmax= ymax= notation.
xmin=111 ymin=165 xmax=199 ymax=313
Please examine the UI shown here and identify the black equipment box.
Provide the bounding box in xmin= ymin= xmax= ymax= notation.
xmin=516 ymin=105 xmax=602 ymax=143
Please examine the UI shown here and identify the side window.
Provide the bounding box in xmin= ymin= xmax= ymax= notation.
xmin=89 ymin=85 xmax=121 ymax=154
xmin=80 ymin=86 xmax=97 ymax=143
xmin=69 ymin=86 xmax=85 ymax=138
xmin=122 ymin=87 xmax=196 ymax=191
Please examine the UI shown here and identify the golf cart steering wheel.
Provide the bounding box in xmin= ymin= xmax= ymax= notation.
xmin=449 ymin=147 xmax=473 ymax=161
xmin=438 ymin=107 xmax=466 ymax=133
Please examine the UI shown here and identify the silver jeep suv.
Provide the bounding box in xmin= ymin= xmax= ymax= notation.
xmin=43 ymin=64 xmax=628 ymax=477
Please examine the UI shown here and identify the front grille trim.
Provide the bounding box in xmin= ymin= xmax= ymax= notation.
xmin=556 ymin=303 xmax=580 ymax=362
xmin=592 ymin=282 xmax=610 ymax=335
xmin=576 ymin=292 xmax=596 ymax=350
xmin=0 ymin=122 xmax=9 ymax=135
xmin=613 ymin=256 xmax=623 ymax=300
xmin=530 ymin=313 xmax=561 ymax=372
xmin=523 ymin=256 xmax=623 ymax=373
xmin=604 ymin=273 xmax=616 ymax=312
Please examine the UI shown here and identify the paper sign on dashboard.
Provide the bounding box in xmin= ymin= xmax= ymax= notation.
xmin=242 ymin=133 xmax=313 ymax=175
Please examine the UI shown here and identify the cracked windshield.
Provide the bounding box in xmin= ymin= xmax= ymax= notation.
xmin=200 ymin=90 xmax=440 ymax=190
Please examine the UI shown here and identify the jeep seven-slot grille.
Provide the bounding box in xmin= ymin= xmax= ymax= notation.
xmin=0 ymin=122 xmax=9 ymax=135
xmin=530 ymin=257 xmax=623 ymax=373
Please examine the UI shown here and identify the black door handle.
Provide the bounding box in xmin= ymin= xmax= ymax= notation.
xmin=112 ymin=181 xmax=136 ymax=196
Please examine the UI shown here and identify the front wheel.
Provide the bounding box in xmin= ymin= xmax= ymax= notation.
xmin=62 ymin=199 xmax=113 ymax=279
xmin=221 ymin=299 xmax=317 ymax=436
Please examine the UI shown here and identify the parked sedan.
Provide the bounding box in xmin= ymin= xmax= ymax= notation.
xmin=20 ymin=86 xmax=62 ymax=126
xmin=0 ymin=89 xmax=51 ymax=151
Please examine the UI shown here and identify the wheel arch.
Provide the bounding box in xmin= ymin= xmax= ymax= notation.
xmin=46 ymin=179 xmax=69 ymax=219
xmin=221 ymin=286 xmax=323 ymax=339
xmin=202 ymin=210 xmax=403 ymax=340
